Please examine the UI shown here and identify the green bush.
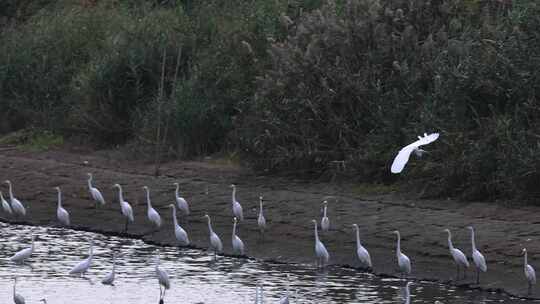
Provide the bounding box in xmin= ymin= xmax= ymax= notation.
xmin=239 ymin=0 xmax=540 ymax=200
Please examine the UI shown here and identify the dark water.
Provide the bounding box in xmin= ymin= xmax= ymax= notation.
xmin=0 ymin=223 xmax=534 ymax=303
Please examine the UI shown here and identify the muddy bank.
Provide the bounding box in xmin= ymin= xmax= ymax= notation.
xmin=0 ymin=147 xmax=538 ymax=300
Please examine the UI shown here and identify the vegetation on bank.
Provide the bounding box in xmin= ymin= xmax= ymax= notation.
xmin=1 ymin=0 xmax=540 ymax=201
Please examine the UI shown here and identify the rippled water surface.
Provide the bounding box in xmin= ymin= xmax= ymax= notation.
xmin=0 ymin=223 xmax=534 ymax=303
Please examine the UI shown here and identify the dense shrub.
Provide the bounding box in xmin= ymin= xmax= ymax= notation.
xmin=238 ymin=0 xmax=540 ymax=200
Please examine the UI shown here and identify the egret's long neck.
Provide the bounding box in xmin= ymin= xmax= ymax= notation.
xmin=145 ymin=189 xmax=151 ymax=208
xmin=355 ymin=227 xmax=361 ymax=247
xmin=207 ymin=217 xmax=213 ymax=233
xmin=314 ymin=222 xmax=319 ymax=242
xmin=7 ymin=183 xmax=13 ymax=199
xmin=524 ymin=251 xmax=528 ymax=267
xmin=233 ymin=221 xmax=237 ymax=237
xmin=171 ymin=206 xmax=178 ymax=227
xmin=175 ymin=184 xmax=180 ymax=197
xmin=232 ymin=186 xmax=236 ymax=202
xmin=396 ymin=232 xmax=401 ymax=255
xmin=57 ymin=190 xmax=62 ymax=209
xmin=447 ymin=231 xmax=454 ymax=249
xmin=470 ymin=229 xmax=477 ymax=251
xmin=323 ymin=205 xmax=327 ymax=217
xmin=259 ymin=200 xmax=263 ymax=215
xmin=87 ymin=176 xmax=92 ymax=189
xmin=404 ymin=285 xmax=410 ymax=304
xmin=117 ymin=186 xmax=124 ymax=202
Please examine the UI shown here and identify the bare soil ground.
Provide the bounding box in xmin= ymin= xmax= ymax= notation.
xmin=0 ymin=146 xmax=539 ymax=299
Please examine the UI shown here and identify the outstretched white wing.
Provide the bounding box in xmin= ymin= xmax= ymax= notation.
xmin=412 ymin=132 xmax=439 ymax=148
xmin=391 ymin=145 xmax=415 ymax=173
xmin=390 ymin=133 xmax=439 ymax=174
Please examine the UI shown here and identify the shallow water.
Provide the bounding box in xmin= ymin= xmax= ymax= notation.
xmin=0 ymin=223 xmax=535 ymax=303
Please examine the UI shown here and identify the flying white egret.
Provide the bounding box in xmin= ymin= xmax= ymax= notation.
xmin=444 ymin=228 xmax=469 ymax=280
xmin=257 ymin=196 xmax=266 ymax=237
xmin=173 ymin=182 xmax=190 ymax=216
xmin=321 ymin=201 xmax=330 ymax=232
xmin=155 ymin=250 xmax=170 ymax=301
xmin=522 ymin=248 xmax=536 ymax=295
xmin=352 ymin=224 xmax=372 ymax=269
xmin=69 ymin=238 xmax=94 ymax=276
xmin=87 ymin=173 xmax=106 ymax=208
xmin=393 ymin=230 xmax=411 ymax=276
xmin=467 ymin=226 xmax=487 ymax=284
xmin=168 ymin=204 xmax=189 ymax=246
xmin=232 ymin=217 xmax=245 ymax=256
xmin=143 ymin=186 xmax=162 ymax=231
xmin=390 ymin=132 xmax=439 ymax=173
xmin=113 ymin=184 xmax=134 ymax=233
xmin=10 ymin=234 xmax=35 ymax=264
xmin=204 ymin=214 xmax=223 ymax=259
xmin=13 ymin=278 xmax=25 ymax=304
xmin=55 ymin=187 xmax=70 ymax=226
xmin=402 ymin=281 xmax=412 ymax=304
xmin=311 ymin=219 xmax=329 ymax=268
xmin=230 ymin=184 xmax=244 ymax=221
xmin=0 ymin=191 xmax=13 ymax=215
xmin=5 ymin=180 xmax=26 ymax=217
xmin=101 ymin=252 xmax=116 ymax=285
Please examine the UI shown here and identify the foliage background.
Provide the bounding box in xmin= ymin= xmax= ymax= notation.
xmin=1 ymin=0 xmax=540 ymax=201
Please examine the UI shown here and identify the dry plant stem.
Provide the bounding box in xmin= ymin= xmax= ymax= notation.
xmin=153 ymin=46 xmax=167 ymax=176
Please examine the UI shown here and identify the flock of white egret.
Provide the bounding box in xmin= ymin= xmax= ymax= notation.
xmin=1 ymin=132 xmax=537 ymax=303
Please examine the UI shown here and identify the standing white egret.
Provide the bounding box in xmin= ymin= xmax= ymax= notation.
xmin=13 ymin=278 xmax=25 ymax=304
xmin=10 ymin=234 xmax=35 ymax=264
xmin=0 ymin=191 xmax=13 ymax=215
xmin=87 ymin=173 xmax=106 ymax=208
xmin=69 ymin=238 xmax=94 ymax=276
xmin=467 ymin=226 xmax=487 ymax=284
xmin=402 ymin=281 xmax=412 ymax=304
xmin=311 ymin=219 xmax=329 ymax=268
xmin=143 ymin=186 xmax=162 ymax=231
xmin=173 ymin=182 xmax=190 ymax=216
xmin=320 ymin=201 xmax=330 ymax=232
xmin=55 ymin=187 xmax=70 ymax=226
xmin=522 ymin=248 xmax=536 ymax=295
xmin=155 ymin=250 xmax=170 ymax=302
xmin=101 ymin=252 xmax=116 ymax=285
xmin=444 ymin=229 xmax=469 ymax=280
xmin=5 ymin=180 xmax=26 ymax=217
xmin=232 ymin=217 xmax=245 ymax=256
xmin=393 ymin=230 xmax=411 ymax=276
xmin=230 ymin=184 xmax=244 ymax=221
xmin=168 ymin=204 xmax=189 ymax=246
xmin=391 ymin=132 xmax=440 ymax=173
xmin=257 ymin=196 xmax=266 ymax=237
xmin=204 ymin=214 xmax=223 ymax=259
xmin=113 ymin=184 xmax=134 ymax=233
xmin=352 ymin=224 xmax=372 ymax=268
